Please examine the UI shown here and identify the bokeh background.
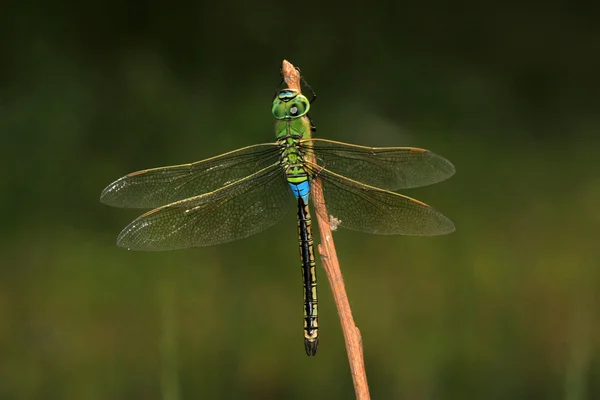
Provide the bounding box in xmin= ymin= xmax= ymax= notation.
xmin=1 ymin=1 xmax=599 ymax=399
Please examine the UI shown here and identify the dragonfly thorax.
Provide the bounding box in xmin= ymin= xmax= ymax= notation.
xmin=277 ymin=134 xmax=311 ymax=203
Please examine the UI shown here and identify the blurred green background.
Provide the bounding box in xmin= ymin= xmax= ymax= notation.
xmin=1 ymin=1 xmax=599 ymax=399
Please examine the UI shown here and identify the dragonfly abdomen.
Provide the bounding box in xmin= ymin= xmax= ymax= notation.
xmin=297 ymin=197 xmax=318 ymax=356
xmin=288 ymin=179 xmax=310 ymax=203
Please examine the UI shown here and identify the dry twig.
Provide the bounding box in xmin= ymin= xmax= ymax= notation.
xmin=281 ymin=60 xmax=371 ymax=400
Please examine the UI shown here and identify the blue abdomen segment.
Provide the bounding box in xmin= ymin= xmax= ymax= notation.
xmin=289 ymin=181 xmax=310 ymax=203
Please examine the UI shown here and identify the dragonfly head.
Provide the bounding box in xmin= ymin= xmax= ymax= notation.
xmin=272 ymin=89 xmax=310 ymax=120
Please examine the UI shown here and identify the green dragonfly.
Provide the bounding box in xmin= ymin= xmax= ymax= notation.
xmin=100 ymin=78 xmax=455 ymax=356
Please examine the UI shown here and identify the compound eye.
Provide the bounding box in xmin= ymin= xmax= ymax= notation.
xmin=272 ymin=101 xmax=287 ymax=119
xmin=288 ymin=98 xmax=309 ymax=118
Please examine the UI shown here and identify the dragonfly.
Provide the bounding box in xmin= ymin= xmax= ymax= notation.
xmin=100 ymin=75 xmax=455 ymax=356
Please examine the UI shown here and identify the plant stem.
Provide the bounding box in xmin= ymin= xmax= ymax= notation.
xmin=282 ymin=60 xmax=370 ymax=400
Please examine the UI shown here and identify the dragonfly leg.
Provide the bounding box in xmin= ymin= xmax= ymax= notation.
xmin=307 ymin=114 xmax=317 ymax=133
xmin=272 ymin=66 xmax=288 ymax=100
xmin=296 ymin=67 xmax=317 ymax=104
xmin=295 ymin=67 xmax=318 ymax=132
xmin=272 ymin=81 xmax=283 ymax=101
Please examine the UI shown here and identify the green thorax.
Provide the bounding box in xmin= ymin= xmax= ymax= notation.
xmin=272 ymin=89 xmax=313 ymax=182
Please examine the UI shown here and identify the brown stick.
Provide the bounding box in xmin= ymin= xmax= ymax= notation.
xmin=282 ymin=60 xmax=371 ymax=400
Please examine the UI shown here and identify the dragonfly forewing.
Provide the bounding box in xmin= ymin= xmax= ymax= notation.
xmin=100 ymin=144 xmax=281 ymax=209
xmin=301 ymin=138 xmax=455 ymax=191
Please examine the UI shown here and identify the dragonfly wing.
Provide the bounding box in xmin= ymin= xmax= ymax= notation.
xmin=117 ymin=164 xmax=292 ymax=250
xmin=100 ymin=143 xmax=281 ymax=208
xmin=301 ymin=138 xmax=454 ymax=190
xmin=308 ymin=164 xmax=455 ymax=236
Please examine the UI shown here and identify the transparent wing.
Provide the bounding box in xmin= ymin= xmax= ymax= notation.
xmin=101 ymin=143 xmax=281 ymax=208
xmin=300 ymin=138 xmax=454 ymax=191
xmin=117 ymin=163 xmax=292 ymax=251
xmin=307 ymin=163 xmax=455 ymax=236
